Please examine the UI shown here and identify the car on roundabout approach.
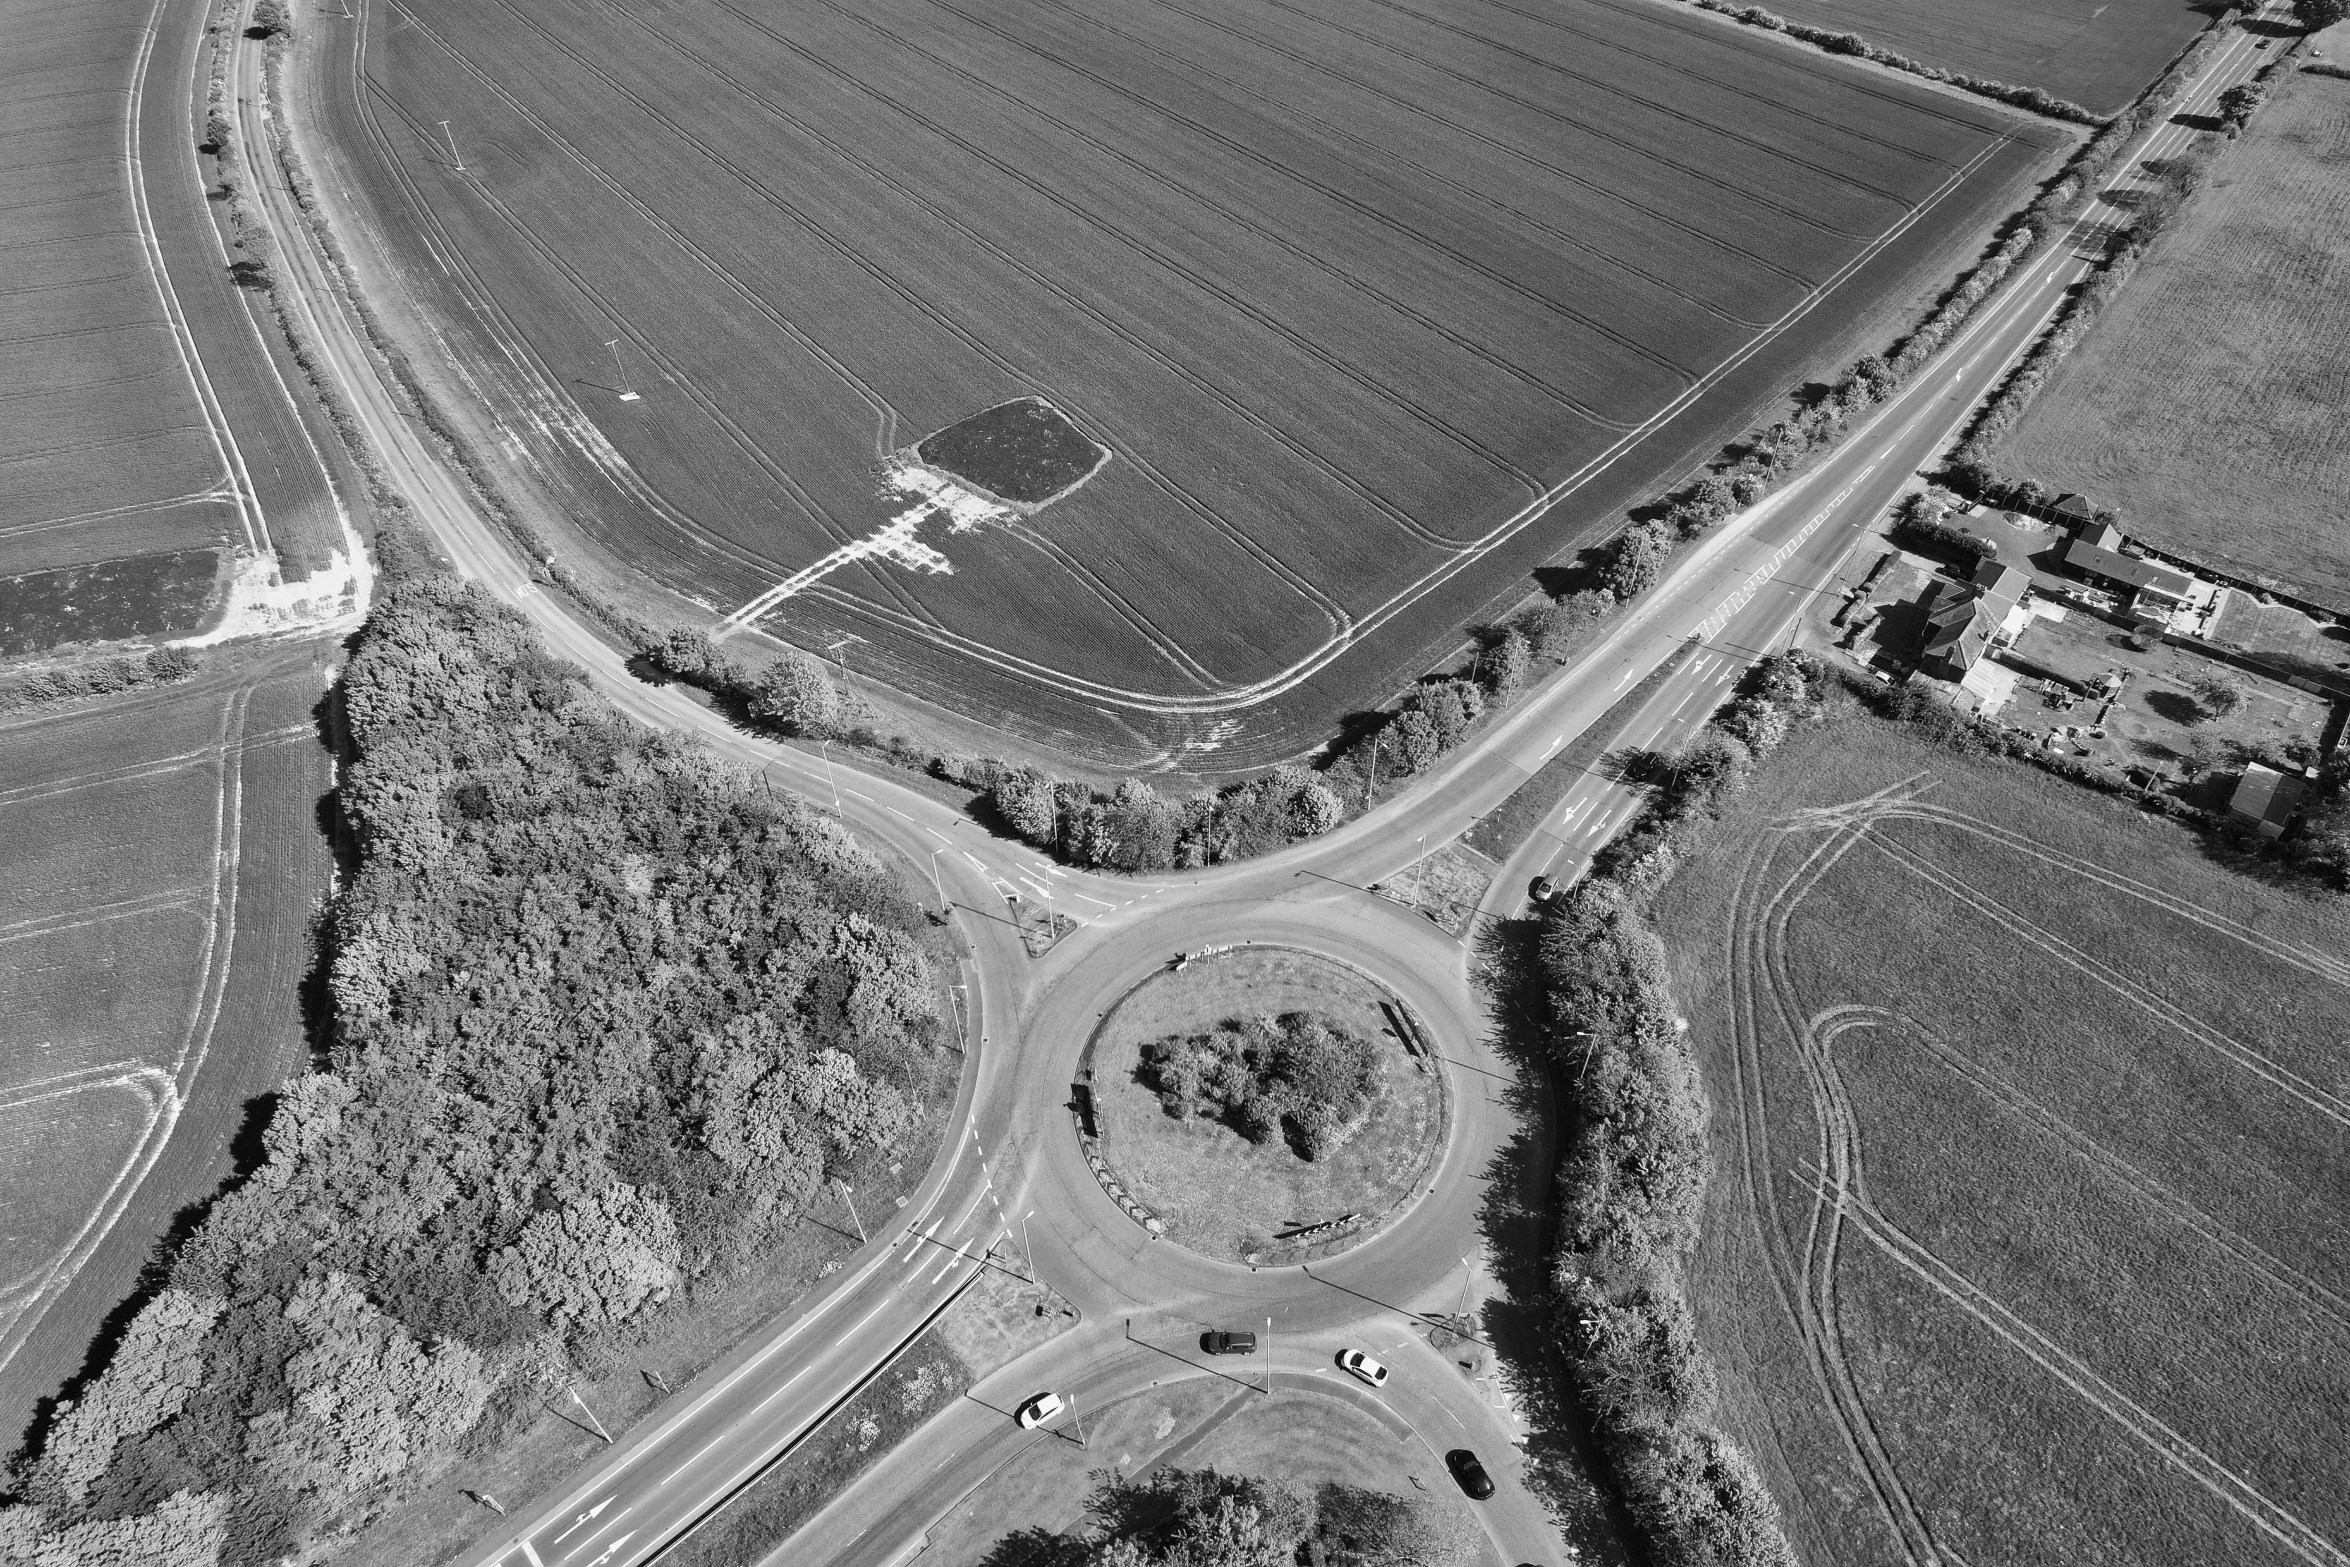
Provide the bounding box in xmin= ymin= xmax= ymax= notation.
xmin=1446 ymin=1448 xmax=1495 ymax=1500
xmin=1016 ymin=1392 xmax=1066 ymax=1429
xmin=1203 ymin=1330 xmax=1258 ymax=1355
xmin=1338 ymin=1349 xmax=1390 ymax=1387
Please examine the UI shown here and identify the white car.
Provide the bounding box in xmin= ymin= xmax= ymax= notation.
xmin=1016 ymin=1391 xmax=1066 ymax=1429
xmin=1339 ymin=1349 xmax=1390 ymax=1388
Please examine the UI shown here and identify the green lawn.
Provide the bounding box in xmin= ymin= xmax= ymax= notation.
xmin=1649 ymin=696 xmax=2350 ymax=1567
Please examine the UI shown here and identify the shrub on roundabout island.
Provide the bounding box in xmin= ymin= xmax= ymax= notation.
xmin=1137 ymin=1012 xmax=1377 ymax=1161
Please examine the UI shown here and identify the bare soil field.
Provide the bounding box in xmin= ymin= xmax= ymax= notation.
xmin=1734 ymin=0 xmax=2213 ymax=116
xmin=0 ymin=646 xmax=333 ymax=1450
xmin=314 ymin=0 xmax=2062 ymax=762
xmin=0 ymin=0 xmax=352 ymax=642
xmin=1650 ymin=701 xmax=2350 ymax=1567
xmin=1996 ymin=71 xmax=2350 ymax=609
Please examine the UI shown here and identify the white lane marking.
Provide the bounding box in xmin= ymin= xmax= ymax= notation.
xmin=928 ymin=1252 xmax=960 ymax=1285
xmin=551 ymin=1498 xmax=613 ymax=1544
xmin=952 ymin=1183 xmax=988 ymax=1233
xmin=1540 ymin=734 xmax=1564 ymax=761
xmin=1612 ymin=664 xmax=1638 ymax=689
xmin=522 ymin=1545 xmax=546 ymax=1567
xmin=927 ymin=827 xmax=953 ymax=845
xmin=1071 ymin=890 xmax=1117 ymax=910
xmin=834 ymin=1298 xmax=893 ymax=1348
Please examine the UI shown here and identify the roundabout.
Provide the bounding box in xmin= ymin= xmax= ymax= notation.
xmin=1078 ymin=945 xmax=1449 ymax=1265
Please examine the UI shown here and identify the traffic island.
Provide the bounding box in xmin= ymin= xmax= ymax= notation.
xmin=1076 ymin=946 xmax=1449 ymax=1265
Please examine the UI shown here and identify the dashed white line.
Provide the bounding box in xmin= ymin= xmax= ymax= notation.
xmin=834 ymin=1298 xmax=892 ymax=1348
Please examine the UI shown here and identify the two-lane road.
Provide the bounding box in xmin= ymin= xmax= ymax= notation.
xmin=233 ymin=11 xmax=2280 ymax=1565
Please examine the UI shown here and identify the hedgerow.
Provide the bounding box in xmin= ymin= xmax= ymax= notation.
xmin=0 ymin=648 xmax=202 ymax=714
xmin=1537 ymin=652 xmax=1829 ymax=1567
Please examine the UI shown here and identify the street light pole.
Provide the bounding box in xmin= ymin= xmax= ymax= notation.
xmin=1264 ymin=1315 xmax=1273 ymax=1396
xmin=930 ymin=847 xmax=947 ymax=913
xmin=569 ymin=1385 xmax=611 ymax=1444
xmin=836 ymin=1180 xmax=866 ymax=1242
xmin=819 ymin=738 xmax=841 ymax=815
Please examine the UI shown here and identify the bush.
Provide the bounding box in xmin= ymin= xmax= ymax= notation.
xmin=747 ymin=647 xmax=843 ymax=737
xmin=1137 ymin=1012 xmax=1378 ymax=1161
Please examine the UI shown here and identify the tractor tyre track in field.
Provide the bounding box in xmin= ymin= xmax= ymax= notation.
xmin=1755 ymin=802 xmax=1948 ymax=1567
xmin=1139 ymin=0 xmax=1887 ymax=242
xmin=0 ymin=682 xmax=251 ymax=1387
xmin=438 ymin=0 xmax=1523 ymax=546
xmin=1855 ymin=830 xmax=2350 ymax=1129
xmin=1012 ymin=0 xmax=1781 ymax=326
xmin=1724 ymin=779 xmax=2350 ymax=1567
xmin=123 ymin=0 xmax=269 ymax=557
xmin=1378 ymin=0 xmax=2017 ymax=171
xmin=1915 ymin=1030 xmax=2350 ymax=1334
xmin=1831 ymin=1187 xmax=2350 ymax=1567
xmin=382 ymin=0 xmax=1344 ymax=675
xmin=354 ymin=0 xmax=2021 ymax=721
xmin=1255 ymin=0 xmax=1942 ymax=208
xmin=773 ymin=0 xmax=1651 ymax=420
xmin=585 ymin=0 xmax=1355 ymax=641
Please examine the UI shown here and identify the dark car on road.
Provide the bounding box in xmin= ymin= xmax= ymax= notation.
xmin=1202 ymin=1330 xmax=1257 ymax=1355
xmin=1446 ymin=1448 xmax=1495 ymax=1499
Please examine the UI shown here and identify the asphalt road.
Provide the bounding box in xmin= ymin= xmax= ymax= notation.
xmin=231 ymin=12 xmax=2279 ymax=1566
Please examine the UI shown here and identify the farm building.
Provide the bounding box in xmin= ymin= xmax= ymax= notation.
xmin=2058 ymin=525 xmax=2197 ymax=614
xmin=2228 ymin=764 xmax=2308 ymax=840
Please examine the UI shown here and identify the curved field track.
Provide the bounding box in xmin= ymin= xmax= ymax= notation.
xmin=0 ymin=646 xmax=334 ymax=1451
xmin=1653 ymin=703 xmax=2350 ymax=1567
xmin=305 ymin=0 xmax=2065 ymax=762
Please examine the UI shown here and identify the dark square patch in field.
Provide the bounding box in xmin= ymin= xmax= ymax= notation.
xmin=0 ymin=548 xmax=224 ymax=656
xmin=913 ymin=397 xmax=1109 ymax=508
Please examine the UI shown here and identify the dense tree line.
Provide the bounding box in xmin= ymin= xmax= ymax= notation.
xmin=1533 ymin=656 xmax=1829 ymax=1567
xmin=0 ymin=579 xmax=945 ymax=1564
xmin=1139 ymin=1012 xmax=1378 ymax=1161
xmin=978 ymin=1466 xmax=1479 ymax=1567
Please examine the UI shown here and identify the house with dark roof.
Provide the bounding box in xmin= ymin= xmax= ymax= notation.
xmin=2229 ymin=764 xmax=2307 ymax=840
xmin=2058 ymin=534 xmax=2195 ymax=608
xmin=1917 ymin=555 xmax=2029 ymax=681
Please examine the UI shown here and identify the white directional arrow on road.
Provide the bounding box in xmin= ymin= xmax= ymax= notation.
xmin=550 ymin=1497 xmax=610 ymax=1545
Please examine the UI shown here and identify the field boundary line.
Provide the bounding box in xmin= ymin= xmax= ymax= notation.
xmin=123 ymin=0 xmax=270 ymax=558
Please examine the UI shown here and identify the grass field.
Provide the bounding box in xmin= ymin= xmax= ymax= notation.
xmin=1091 ymin=947 xmax=1445 ymax=1262
xmin=1649 ymin=699 xmax=2350 ymax=1567
xmin=1737 ymin=0 xmax=2213 ymax=115
xmin=0 ymin=548 xmax=227 ymax=656
xmin=1997 ymin=70 xmax=2350 ymax=609
xmin=0 ymin=0 xmax=355 ymax=649
xmin=320 ymin=0 xmax=2062 ymax=761
xmin=0 ymin=649 xmax=333 ymax=1450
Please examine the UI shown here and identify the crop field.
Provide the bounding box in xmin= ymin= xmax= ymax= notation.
xmin=0 ymin=650 xmax=332 ymax=1447
xmin=1742 ymin=0 xmax=2212 ymax=116
xmin=1650 ymin=704 xmax=2350 ymax=1567
xmin=325 ymin=0 xmax=2062 ymax=761
xmin=1998 ymin=71 xmax=2350 ymax=611
xmin=0 ymin=0 xmax=349 ymax=647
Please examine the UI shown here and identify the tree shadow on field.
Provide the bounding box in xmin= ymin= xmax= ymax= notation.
xmin=10 ymin=1089 xmax=283 ymax=1467
xmin=1465 ymin=915 xmax=1637 ymax=1567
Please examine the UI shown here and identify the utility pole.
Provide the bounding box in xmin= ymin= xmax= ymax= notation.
xmin=835 ymin=1179 xmax=866 ymax=1242
xmin=568 ymin=1385 xmax=611 ymax=1445
xmin=1068 ymin=1396 xmax=1088 ymax=1448
xmin=1263 ymin=1315 xmax=1273 ymax=1396
xmin=1363 ymin=731 xmax=1381 ymax=809
xmin=438 ymin=119 xmax=465 ymax=173
xmin=605 ymin=339 xmax=639 ymax=401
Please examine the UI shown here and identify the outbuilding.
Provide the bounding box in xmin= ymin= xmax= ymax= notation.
xmin=2229 ymin=763 xmax=2307 ymax=840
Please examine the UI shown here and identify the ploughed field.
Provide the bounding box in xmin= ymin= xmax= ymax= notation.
xmin=1746 ymin=0 xmax=2211 ymax=116
xmin=339 ymin=0 xmax=2059 ymax=761
xmin=0 ymin=0 xmax=350 ymax=647
xmin=1652 ymin=708 xmax=2350 ymax=1567
xmin=0 ymin=650 xmax=332 ymax=1448
xmin=1996 ymin=71 xmax=2350 ymax=610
